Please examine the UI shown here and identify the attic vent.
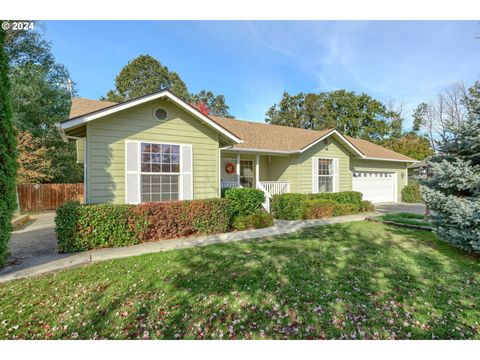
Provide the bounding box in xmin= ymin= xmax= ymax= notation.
xmin=154 ymin=108 xmax=168 ymax=121
xmin=323 ymin=139 xmax=329 ymax=146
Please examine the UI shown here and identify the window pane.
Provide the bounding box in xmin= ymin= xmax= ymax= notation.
xmin=318 ymin=176 xmax=333 ymax=192
xmin=151 ymin=144 xmax=161 ymax=153
xmin=141 ymin=174 xmax=179 ymax=203
xmin=141 ymin=142 xmax=180 ymax=174
xmin=318 ymin=159 xmax=333 ymax=176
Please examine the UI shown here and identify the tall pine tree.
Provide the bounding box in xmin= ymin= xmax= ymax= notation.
xmin=421 ymin=81 xmax=480 ymax=252
xmin=0 ymin=28 xmax=18 ymax=266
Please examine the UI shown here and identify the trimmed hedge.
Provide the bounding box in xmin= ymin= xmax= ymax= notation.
xmin=55 ymin=202 xmax=148 ymax=253
xmin=223 ymin=187 xmax=265 ymax=218
xmin=361 ymin=200 xmax=375 ymax=212
xmin=402 ymin=183 xmax=422 ymax=203
xmin=301 ymin=199 xmax=335 ymax=219
xmin=56 ymin=199 xmax=231 ymax=253
xmin=232 ymin=211 xmax=274 ymax=231
xmin=135 ymin=199 xmax=231 ymax=242
xmin=271 ymin=191 xmax=364 ymax=220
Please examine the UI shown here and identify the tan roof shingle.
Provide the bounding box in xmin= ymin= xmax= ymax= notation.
xmin=67 ymin=97 xmax=416 ymax=161
xmin=69 ymin=97 xmax=117 ymax=119
xmin=209 ymin=116 xmax=333 ymax=152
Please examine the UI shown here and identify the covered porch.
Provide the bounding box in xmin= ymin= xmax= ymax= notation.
xmin=220 ymin=150 xmax=291 ymax=211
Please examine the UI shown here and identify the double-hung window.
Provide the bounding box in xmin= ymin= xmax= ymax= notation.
xmin=317 ymin=158 xmax=334 ymax=192
xmin=141 ymin=143 xmax=180 ymax=202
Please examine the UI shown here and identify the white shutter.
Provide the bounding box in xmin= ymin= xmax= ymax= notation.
xmin=181 ymin=144 xmax=193 ymax=200
xmin=125 ymin=141 xmax=140 ymax=204
xmin=333 ymin=158 xmax=340 ymax=192
xmin=312 ymin=157 xmax=318 ymax=193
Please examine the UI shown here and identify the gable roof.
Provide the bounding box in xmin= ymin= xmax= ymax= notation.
xmin=209 ymin=116 xmax=335 ymax=152
xmin=64 ymin=94 xmax=416 ymax=162
xmin=59 ymin=90 xmax=243 ymax=144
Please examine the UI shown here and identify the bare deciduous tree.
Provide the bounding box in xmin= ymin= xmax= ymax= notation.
xmin=413 ymin=82 xmax=469 ymax=151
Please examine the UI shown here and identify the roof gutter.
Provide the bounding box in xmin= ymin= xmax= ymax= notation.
xmin=219 ymin=146 xmax=296 ymax=155
xmin=55 ymin=122 xmax=84 ymax=143
xmin=362 ymin=156 xmax=418 ymax=163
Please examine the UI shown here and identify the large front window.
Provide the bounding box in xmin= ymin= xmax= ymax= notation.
xmin=141 ymin=143 xmax=180 ymax=202
xmin=317 ymin=158 xmax=334 ymax=192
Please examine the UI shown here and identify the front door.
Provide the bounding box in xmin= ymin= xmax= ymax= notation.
xmin=240 ymin=160 xmax=254 ymax=188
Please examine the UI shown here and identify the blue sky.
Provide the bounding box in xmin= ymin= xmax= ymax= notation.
xmin=43 ymin=21 xmax=480 ymax=128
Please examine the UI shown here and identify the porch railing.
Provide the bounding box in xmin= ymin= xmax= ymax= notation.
xmin=221 ymin=181 xmax=240 ymax=189
xmin=220 ymin=180 xmax=290 ymax=212
xmin=256 ymin=182 xmax=272 ymax=213
xmin=260 ymin=181 xmax=290 ymax=196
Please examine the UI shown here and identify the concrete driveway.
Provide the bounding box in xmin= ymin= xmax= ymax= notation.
xmin=0 ymin=212 xmax=68 ymax=277
xmin=374 ymin=202 xmax=426 ymax=215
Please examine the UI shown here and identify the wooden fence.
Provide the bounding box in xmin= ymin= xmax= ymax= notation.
xmin=17 ymin=183 xmax=84 ymax=212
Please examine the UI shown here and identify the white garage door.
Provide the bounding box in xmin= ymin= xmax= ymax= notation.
xmin=352 ymin=172 xmax=396 ymax=203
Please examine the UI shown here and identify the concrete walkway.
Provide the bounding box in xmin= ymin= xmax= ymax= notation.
xmin=0 ymin=212 xmax=376 ymax=283
xmin=375 ymin=202 xmax=426 ymax=215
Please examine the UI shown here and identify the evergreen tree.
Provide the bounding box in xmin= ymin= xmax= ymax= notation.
xmin=0 ymin=28 xmax=18 ymax=266
xmin=421 ymin=82 xmax=480 ymax=252
xmin=103 ymin=55 xmax=190 ymax=101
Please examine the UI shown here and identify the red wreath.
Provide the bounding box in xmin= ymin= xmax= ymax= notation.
xmin=225 ymin=162 xmax=236 ymax=174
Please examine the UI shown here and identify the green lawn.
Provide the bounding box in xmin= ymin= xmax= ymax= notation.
xmin=1 ymin=221 xmax=479 ymax=340
xmin=378 ymin=212 xmax=432 ymax=227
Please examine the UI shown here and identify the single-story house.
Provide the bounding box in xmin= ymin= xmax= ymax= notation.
xmin=57 ymin=89 xmax=417 ymax=211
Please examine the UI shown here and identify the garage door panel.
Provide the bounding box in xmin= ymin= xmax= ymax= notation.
xmin=352 ymin=172 xmax=396 ymax=203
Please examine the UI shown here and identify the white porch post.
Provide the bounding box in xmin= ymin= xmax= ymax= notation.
xmin=255 ymin=154 xmax=260 ymax=188
xmin=236 ymin=152 xmax=241 ymax=187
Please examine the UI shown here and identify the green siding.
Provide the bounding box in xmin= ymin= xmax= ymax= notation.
xmin=76 ymin=139 xmax=85 ymax=164
xmin=86 ymin=99 xmax=220 ymax=204
xmin=266 ymin=138 xmax=352 ymax=193
xmin=350 ymin=159 xmax=408 ymax=202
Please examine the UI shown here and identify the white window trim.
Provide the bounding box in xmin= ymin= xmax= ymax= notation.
xmin=140 ymin=141 xmax=181 ymax=203
xmin=125 ymin=139 xmax=194 ymax=203
xmin=313 ymin=157 xmax=339 ymax=193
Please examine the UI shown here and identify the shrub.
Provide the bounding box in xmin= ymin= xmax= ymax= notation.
xmin=223 ymin=187 xmax=265 ymax=218
xmin=361 ymin=200 xmax=375 ymax=212
xmin=333 ymin=203 xmax=358 ymax=216
xmin=271 ymin=191 xmax=364 ymax=220
xmin=55 ymin=199 xmax=232 ymax=252
xmin=271 ymin=193 xmax=306 ymax=220
xmin=310 ymin=191 xmax=363 ymax=211
xmin=135 ymin=199 xmax=231 ymax=242
xmin=56 ymin=201 xmax=147 ymax=252
xmin=402 ymin=183 xmax=422 ymax=203
xmin=301 ymin=199 xmax=335 ymax=219
xmin=232 ymin=211 xmax=274 ymax=231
